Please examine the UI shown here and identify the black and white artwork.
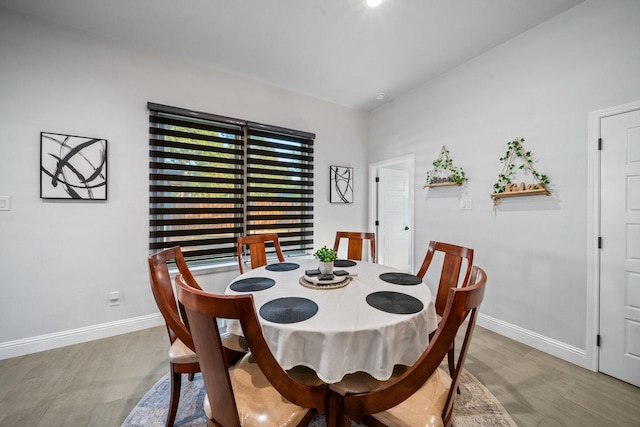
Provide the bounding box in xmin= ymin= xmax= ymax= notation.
xmin=40 ymin=132 xmax=108 ymax=200
xmin=330 ymin=165 xmax=353 ymax=203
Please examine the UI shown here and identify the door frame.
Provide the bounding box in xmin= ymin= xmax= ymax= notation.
xmin=587 ymin=99 xmax=640 ymax=372
xmin=369 ymin=154 xmax=415 ymax=272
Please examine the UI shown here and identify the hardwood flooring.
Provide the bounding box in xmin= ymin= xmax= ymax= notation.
xmin=0 ymin=327 xmax=167 ymax=427
xmin=0 ymin=325 xmax=638 ymax=427
xmin=464 ymin=327 xmax=640 ymax=427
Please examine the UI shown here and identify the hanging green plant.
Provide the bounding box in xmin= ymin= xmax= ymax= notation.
xmin=491 ymin=138 xmax=550 ymax=206
xmin=424 ymin=145 xmax=467 ymax=188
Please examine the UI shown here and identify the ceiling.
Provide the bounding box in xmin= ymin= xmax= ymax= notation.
xmin=1 ymin=0 xmax=584 ymax=111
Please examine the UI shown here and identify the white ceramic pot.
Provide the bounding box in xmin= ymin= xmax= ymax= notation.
xmin=318 ymin=261 xmax=334 ymax=275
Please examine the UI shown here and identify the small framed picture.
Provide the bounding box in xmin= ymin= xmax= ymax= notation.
xmin=330 ymin=165 xmax=353 ymax=203
xmin=40 ymin=132 xmax=108 ymax=200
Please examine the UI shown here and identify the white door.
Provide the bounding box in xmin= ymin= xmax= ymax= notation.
xmin=377 ymin=167 xmax=411 ymax=271
xmin=599 ymin=108 xmax=640 ymax=387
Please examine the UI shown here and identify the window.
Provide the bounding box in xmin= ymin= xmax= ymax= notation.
xmin=148 ymin=103 xmax=314 ymax=265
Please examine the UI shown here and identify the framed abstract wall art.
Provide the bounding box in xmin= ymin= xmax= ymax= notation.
xmin=40 ymin=132 xmax=108 ymax=200
xmin=330 ymin=165 xmax=353 ymax=203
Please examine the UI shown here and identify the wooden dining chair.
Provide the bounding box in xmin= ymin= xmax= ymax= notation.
xmin=148 ymin=247 xmax=247 ymax=427
xmin=237 ymin=233 xmax=285 ymax=273
xmin=416 ymin=240 xmax=474 ymax=377
xmin=175 ymin=274 xmax=329 ymax=427
xmin=333 ymin=231 xmax=376 ymax=262
xmin=328 ymin=266 xmax=487 ymax=427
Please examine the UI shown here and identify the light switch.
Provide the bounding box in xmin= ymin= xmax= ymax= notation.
xmin=0 ymin=196 xmax=10 ymax=211
xmin=109 ymin=291 xmax=121 ymax=306
xmin=460 ymin=199 xmax=472 ymax=210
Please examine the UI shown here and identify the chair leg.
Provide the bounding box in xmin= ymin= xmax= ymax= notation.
xmin=327 ymin=392 xmax=350 ymax=427
xmin=187 ymin=373 xmax=195 ymax=381
xmin=327 ymin=392 xmax=338 ymax=427
xmin=223 ymin=346 xmax=246 ymax=367
xmin=447 ymin=345 xmax=460 ymax=395
xmin=166 ymin=365 xmax=182 ymax=427
xmin=447 ymin=345 xmax=455 ymax=377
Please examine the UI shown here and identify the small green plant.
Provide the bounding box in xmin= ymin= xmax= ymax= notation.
xmin=313 ymin=245 xmax=337 ymax=262
xmin=493 ymin=138 xmax=550 ymax=193
xmin=424 ymin=146 xmax=467 ymax=186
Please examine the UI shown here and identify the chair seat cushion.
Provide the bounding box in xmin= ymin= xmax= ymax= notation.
xmin=221 ymin=332 xmax=249 ymax=353
xmin=203 ymin=353 xmax=310 ymax=427
xmin=287 ymin=365 xmax=325 ymax=387
xmin=372 ymin=368 xmax=451 ymax=427
xmin=330 ymin=365 xmax=409 ymax=395
xmin=168 ymin=338 xmax=198 ymax=364
xmin=331 ymin=367 xmax=451 ymax=427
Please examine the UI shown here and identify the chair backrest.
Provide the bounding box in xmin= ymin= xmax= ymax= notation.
xmin=341 ymin=266 xmax=487 ymax=426
xmin=442 ymin=265 xmax=486 ymax=424
xmin=148 ymin=246 xmax=201 ymax=351
xmin=333 ymin=231 xmax=376 ymax=262
xmin=416 ymin=241 xmax=474 ymax=317
xmin=236 ymin=233 xmax=285 ymax=273
xmin=175 ymin=275 xmax=327 ymax=426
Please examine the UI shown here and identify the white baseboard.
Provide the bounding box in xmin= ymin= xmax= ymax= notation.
xmin=1 ymin=311 xmax=590 ymax=370
xmin=477 ymin=313 xmax=591 ymax=370
xmin=0 ymin=313 xmax=164 ymax=360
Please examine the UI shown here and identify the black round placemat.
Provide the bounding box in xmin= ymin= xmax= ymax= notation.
xmin=366 ymin=291 xmax=424 ymax=314
xmin=229 ymin=277 xmax=276 ymax=292
xmin=379 ymin=272 xmax=422 ymax=285
xmin=265 ymin=262 xmax=300 ymax=272
xmin=334 ymin=259 xmax=357 ymax=267
xmin=259 ymin=297 xmax=318 ymax=324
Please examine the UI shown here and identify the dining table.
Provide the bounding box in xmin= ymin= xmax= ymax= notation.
xmin=224 ymin=257 xmax=438 ymax=384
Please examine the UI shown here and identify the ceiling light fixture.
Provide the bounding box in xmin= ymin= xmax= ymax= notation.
xmin=366 ymin=0 xmax=384 ymax=8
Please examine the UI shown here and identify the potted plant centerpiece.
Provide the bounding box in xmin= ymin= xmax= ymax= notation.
xmin=314 ymin=245 xmax=338 ymax=275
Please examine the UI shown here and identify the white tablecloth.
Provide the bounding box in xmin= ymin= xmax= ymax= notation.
xmin=225 ymin=258 xmax=437 ymax=384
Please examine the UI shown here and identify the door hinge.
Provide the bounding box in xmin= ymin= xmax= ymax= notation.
xmin=598 ymin=236 xmax=603 ymax=249
xmin=375 ymin=220 xmax=380 ymax=226
xmin=598 ymin=138 xmax=602 ymax=150
xmin=375 ymin=177 xmax=380 ymax=183
xmin=597 ymin=334 xmax=601 ymax=347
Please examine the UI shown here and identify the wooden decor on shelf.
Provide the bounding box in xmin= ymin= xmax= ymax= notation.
xmin=491 ymin=138 xmax=550 ymax=207
xmin=423 ymin=145 xmax=467 ymax=188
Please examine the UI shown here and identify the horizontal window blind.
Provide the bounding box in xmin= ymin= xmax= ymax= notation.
xmin=149 ymin=103 xmax=314 ymax=264
xmin=246 ymin=124 xmax=314 ymax=256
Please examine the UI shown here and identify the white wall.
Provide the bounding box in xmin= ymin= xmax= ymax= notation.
xmin=367 ymin=0 xmax=640 ymax=367
xmin=4 ymin=1 xmax=638 ymax=368
xmin=0 ymin=8 xmax=368 ymax=358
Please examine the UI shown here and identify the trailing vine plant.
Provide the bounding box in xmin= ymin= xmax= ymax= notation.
xmin=493 ymin=138 xmax=550 ymax=193
xmin=424 ymin=145 xmax=467 ymax=187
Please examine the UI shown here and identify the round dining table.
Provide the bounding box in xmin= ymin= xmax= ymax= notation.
xmin=224 ymin=257 xmax=438 ymax=384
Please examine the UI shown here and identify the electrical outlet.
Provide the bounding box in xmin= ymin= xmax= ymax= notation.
xmin=0 ymin=196 xmax=10 ymax=211
xmin=108 ymin=291 xmax=120 ymax=306
xmin=460 ymin=199 xmax=472 ymax=210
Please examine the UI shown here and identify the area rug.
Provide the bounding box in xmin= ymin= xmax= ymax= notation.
xmin=122 ymin=369 xmax=517 ymax=427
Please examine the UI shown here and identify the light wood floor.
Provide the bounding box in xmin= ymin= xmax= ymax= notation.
xmin=1 ymin=326 xmax=639 ymax=427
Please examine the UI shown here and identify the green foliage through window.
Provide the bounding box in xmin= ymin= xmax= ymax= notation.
xmin=149 ymin=103 xmax=314 ymax=265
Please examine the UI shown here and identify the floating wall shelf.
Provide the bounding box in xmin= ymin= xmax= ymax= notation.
xmin=491 ymin=138 xmax=551 ymax=208
xmin=425 ymin=182 xmax=463 ymax=188
xmin=491 ymin=187 xmax=550 ymax=200
xmin=423 ymin=145 xmax=467 ymax=189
